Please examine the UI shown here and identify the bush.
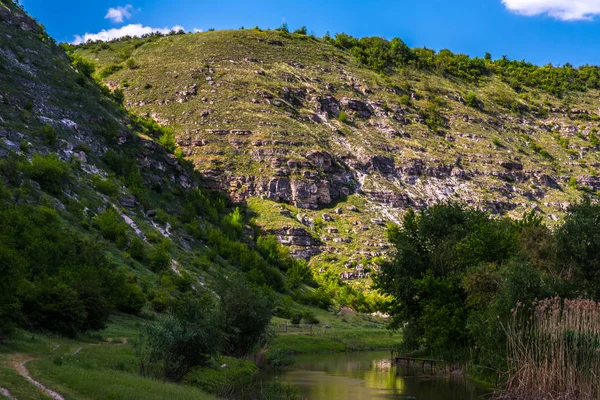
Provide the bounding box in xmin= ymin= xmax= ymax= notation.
xmin=293 ymin=26 xmax=307 ymax=35
xmin=216 ymin=274 xmax=273 ymax=357
xmin=126 ymin=58 xmax=139 ymax=70
xmin=338 ymin=111 xmax=349 ymax=123
xmin=158 ymin=128 xmax=176 ymax=152
xmin=290 ymin=313 xmax=301 ymax=325
xmin=22 ymin=278 xmax=86 ymax=336
xmin=465 ymin=91 xmax=480 ymax=108
xmin=93 ymin=209 xmax=128 ymax=247
xmin=301 ymin=311 xmax=319 ymax=325
xmin=148 ymin=240 xmax=171 ymax=272
xmin=115 ymin=281 xmax=146 ymax=314
xmin=275 ymin=23 xmax=289 ymax=33
xmin=28 ymin=153 xmax=69 ymax=195
xmin=286 ymin=261 xmax=314 ymax=289
xmin=40 ymin=124 xmax=57 ymax=145
xmin=265 ymin=348 xmax=295 ymax=367
xmin=128 ymin=236 xmax=148 ymax=261
xmin=568 ymin=176 xmax=578 ymax=189
xmin=91 ymin=175 xmax=120 ymax=197
xmin=70 ymin=54 xmax=95 ymax=77
xmin=112 ymin=88 xmax=125 ymax=105
xmin=136 ymin=294 xmax=223 ymax=382
xmin=98 ymin=64 xmax=123 ymax=79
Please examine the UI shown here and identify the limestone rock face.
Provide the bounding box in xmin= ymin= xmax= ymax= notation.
xmin=77 ymin=27 xmax=600 ymax=264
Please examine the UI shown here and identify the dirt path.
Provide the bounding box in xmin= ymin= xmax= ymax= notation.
xmin=4 ymin=337 xmax=129 ymax=400
xmin=0 ymin=387 xmax=17 ymax=400
xmin=106 ymin=337 xmax=128 ymax=346
xmin=9 ymin=354 xmax=64 ymax=400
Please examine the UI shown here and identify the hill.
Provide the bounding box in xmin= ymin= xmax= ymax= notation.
xmin=72 ymin=27 xmax=600 ymax=284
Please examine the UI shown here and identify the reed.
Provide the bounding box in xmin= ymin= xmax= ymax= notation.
xmin=499 ymin=297 xmax=600 ymax=400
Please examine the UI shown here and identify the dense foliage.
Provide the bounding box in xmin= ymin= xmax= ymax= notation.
xmin=328 ymin=34 xmax=600 ymax=97
xmin=0 ymin=182 xmax=143 ymax=339
xmin=376 ymin=202 xmax=599 ymax=374
xmin=136 ymin=274 xmax=273 ymax=382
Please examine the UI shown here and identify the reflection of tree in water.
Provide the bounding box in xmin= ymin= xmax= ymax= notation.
xmin=272 ymin=351 xmax=489 ymax=400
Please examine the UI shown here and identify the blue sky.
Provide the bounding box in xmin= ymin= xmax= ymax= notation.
xmin=18 ymin=0 xmax=600 ymax=66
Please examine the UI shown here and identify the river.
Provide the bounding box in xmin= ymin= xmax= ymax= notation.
xmin=262 ymin=351 xmax=490 ymax=400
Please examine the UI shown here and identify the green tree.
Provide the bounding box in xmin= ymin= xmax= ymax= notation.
xmin=28 ymin=153 xmax=69 ymax=195
xmin=136 ymin=293 xmax=223 ymax=382
xmin=216 ymin=274 xmax=273 ymax=357
xmin=556 ymin=202 xmax=600 ymax=298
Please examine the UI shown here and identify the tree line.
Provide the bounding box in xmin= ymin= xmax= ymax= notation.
xmin=376 ymin=202 xmax=600 ymax=379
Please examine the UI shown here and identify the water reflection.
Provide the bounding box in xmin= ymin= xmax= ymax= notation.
xmin=263 ymin=351 xmax=490 ymax=400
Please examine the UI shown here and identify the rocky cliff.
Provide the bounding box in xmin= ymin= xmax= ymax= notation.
xmin=72 ymin=29 xmax=600 ymax=281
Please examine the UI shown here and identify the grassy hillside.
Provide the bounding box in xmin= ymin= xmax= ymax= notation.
xmin=71 ymin=27 xmax=600 ymax=281
xmin=0 ymin=2 xmax=391 ymax=399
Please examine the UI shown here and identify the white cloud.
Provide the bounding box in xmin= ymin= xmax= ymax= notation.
xmin=105 ymin=5 xmax=133 ymax=23
xmin=502 ymin=0 xmax=600 ymax=21
xmin=193 ymin=28 xmax=203 ymax=33
xmin=73 ymin=24 xmax=185 ymax=44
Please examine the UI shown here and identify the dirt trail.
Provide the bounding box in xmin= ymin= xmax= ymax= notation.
xmin=9 ymin=354 xmax=64 ymax=400
xmin=0 ymin=387 xmax=17 ymax=399
xmin=106 ymin=337 xmax=128 ymax=346
xmin=4 ymin=337 xmax=129 ymax=399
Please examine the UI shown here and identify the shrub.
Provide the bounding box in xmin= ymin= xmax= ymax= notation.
xmin=338 ymin=111 xmax=349 ymax=123
xmin=148 ymin=240 xmax=171 ymax=272
xmin=216 ymin=275 xmax=273 ymax=357
xmin=136 ymin=294 xmax=222 ymax=382
xmin=465 ymin=91 xmax=480 ymax=108
xmin=286 ymin=261 xmax=314 ymax=289
xmin=293 ymin=26 xmax=307 ymax=35
xmin=128 ymin=236 xmax=148 ymax=261
xmin=266 ymin=349 xmax=295 ymax=367
xmin=93 ymin=209 xmax=128 ymax=246
xmin=301 ymin=311 xmax=319 ymax=325
xmin=91 ymin=175 xmax=120 ymax=197
xmin=126 ymin=58 xmax=139 ymax=70
xmin=568 ymin=176 xmax=578 ymax=189
xmin=40 ymin=124 xmax=57 ymax=145
xmin=158 ymin=128 xmax=176 ymax=152
xmin=28 ymin=153 xmax=69 ymax=195
xmin=70 ymin=55 xmax=95 ymax=77
xmin=115 ymin=281 xmax=146 ymax=314
xmin=112 ymin=88 xmax=125 ymax=105
xmin=290 ymin=313 xmax=301 ymax=325
xmin=98 ymin=64 xmax=123 ymax=79
xmin=275 ymin=23 xmax=289 ymax=33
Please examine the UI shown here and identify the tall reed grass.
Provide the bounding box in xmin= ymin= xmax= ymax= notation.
xmin=500 ymin=297 xmax=600 ymax=400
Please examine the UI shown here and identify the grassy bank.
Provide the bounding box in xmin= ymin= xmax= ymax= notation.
xmin=0 ymin=307 xmax=400 ymax=399
xmin=0 ymin=314 xmax=217 ymax=400
xmin=267 ymin=306 xmax=401 ymax=357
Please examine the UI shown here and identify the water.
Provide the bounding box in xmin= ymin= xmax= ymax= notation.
xmin=262 ymin=351 xmax=491 ymax=400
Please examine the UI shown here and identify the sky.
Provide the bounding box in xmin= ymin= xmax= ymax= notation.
xmin=17 ymin=0 xmax=600 ymax=66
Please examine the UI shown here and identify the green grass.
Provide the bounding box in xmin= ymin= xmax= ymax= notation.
xmin=29 ymin=358 xmax=216 ymax=400
xmin=268 ymin=306 xmax=401 ymax=355
xmin=0 ymin=367 xmax=52 ymax=400
xmin=271 ymin=328 xmax=399 ymax=354
xmin=0 ymin=314 xmax=217 ymax=400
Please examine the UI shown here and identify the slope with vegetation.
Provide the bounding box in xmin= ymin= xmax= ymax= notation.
xmin=70 ymin=23 xmax=600 ymax=283
xmin=0 ymin=2 xmax=375 ymax=399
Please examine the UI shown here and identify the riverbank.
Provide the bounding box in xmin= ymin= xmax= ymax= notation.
xmin=264 ymin=307 xmax=401 ymax=369
xmin=0 ymin=307 xmax=400 ymax=400
xmin=0 ymin=314 xmax=218 ymax=400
